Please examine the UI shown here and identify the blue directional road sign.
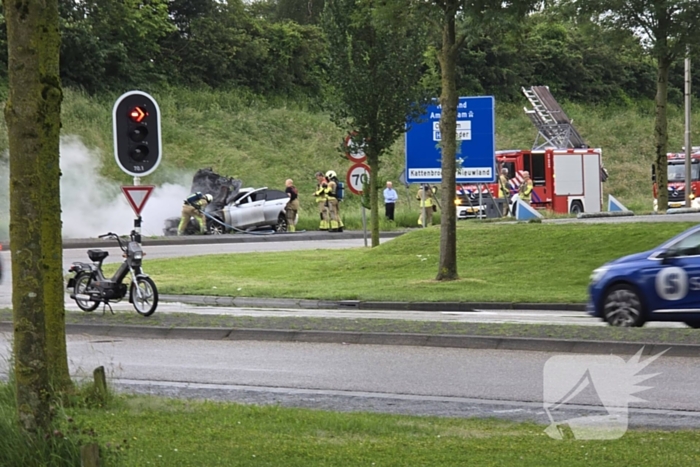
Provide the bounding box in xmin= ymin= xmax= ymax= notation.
xmin=406 ymin=96 xmax=495 ymax=184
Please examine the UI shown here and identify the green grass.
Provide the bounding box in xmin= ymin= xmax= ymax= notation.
xmin=52 ymin=395 xmax=700 ymax=466
xmin=138 ymin=221 xmax=695 ymax=303
xmin=2 ymin=88 xmax=699 ymax=239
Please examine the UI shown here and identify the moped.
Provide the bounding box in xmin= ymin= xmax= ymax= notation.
xmin=67 ymin=231 xmax=158 ymax=316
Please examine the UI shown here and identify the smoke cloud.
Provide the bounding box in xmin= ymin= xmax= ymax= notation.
xmin=0 ymin=136 xmax=192 ymax=239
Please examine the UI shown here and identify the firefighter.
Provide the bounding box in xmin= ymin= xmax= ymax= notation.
xmin=498 ymin=167 xmax=511 ymax=215
xmin=314 ymin=171 xmax=330 ymax=230
xmin=416 ymin=184 xmax=436 ymax=227
xmin=518 ymin=171 xmax=534 ymax=205
xmin=284 ymin=179 xmax=299 ymax=232
xmin=325 ymin=170 xmax=344 ymax=232
xmin=178 ymin=192 xmax=213 ymax=235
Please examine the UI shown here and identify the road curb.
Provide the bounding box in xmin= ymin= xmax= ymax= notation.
xmin=577 ymin=211 xmax=634 ymax=219
xmin=0 ymin=231 xmax=406 ymax=250
xmin=159 ymin=294 xmax=588 ymax=312
xmin=2 ymin=322 xmax=696 ymax=357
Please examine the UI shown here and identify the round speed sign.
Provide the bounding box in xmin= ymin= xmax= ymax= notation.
xmin=346 ymin=163 xmax=371 ymax=195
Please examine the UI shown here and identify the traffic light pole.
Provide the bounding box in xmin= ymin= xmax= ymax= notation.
xmin=133 ymin=176 xmax=142 ymax=244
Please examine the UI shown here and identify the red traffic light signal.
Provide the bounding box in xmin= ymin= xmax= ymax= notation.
xmin=129 ymin=106 xmax=147 ymax=123
xmin=113 ymin=91 xmax=161 ymax=177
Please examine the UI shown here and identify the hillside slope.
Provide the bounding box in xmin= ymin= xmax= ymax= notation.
xmin=1 ymin=88 xmax=698 ymax=232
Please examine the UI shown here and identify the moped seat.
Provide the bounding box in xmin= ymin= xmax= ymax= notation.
xmin=87 ymin=249 xmax=109 ymax=262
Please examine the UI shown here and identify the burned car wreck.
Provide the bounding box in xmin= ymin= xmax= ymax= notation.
xmin=163 ymin=168 xmax=292 ymax=235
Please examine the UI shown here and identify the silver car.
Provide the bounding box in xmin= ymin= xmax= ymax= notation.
xmin=208 ymin=187 xmax=292 ymax=233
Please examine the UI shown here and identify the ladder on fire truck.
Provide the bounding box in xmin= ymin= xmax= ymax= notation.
xmin=522 ymin=86 xmax=588 ymax=150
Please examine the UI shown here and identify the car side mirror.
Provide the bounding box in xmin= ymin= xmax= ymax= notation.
xmin=659 ymin=248 xmax=678 ymax=263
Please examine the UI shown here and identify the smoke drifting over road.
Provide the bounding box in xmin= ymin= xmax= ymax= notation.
xmin=0 ymin=136 xmax=191 ymax=240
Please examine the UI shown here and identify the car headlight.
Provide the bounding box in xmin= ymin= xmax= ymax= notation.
xmin=589 ymin=267 xmax=609 ymax=284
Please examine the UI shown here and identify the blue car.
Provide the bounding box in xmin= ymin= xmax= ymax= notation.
xmin=589 ymin=224 xmax=700 ymax=327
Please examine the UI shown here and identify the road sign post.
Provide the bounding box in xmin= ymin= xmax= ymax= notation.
xmin=405 ymin=96 xmax=496 ymax=185
xmin=346 ymin=162 xmax=371 ymax=246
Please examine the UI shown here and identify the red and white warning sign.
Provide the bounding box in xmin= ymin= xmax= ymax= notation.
xmin=346 ymin=163 xmax=371 ymax=195
xmin=344 ymin=133 xmax=367 ymax=163
xmin=121 ymin=185 xmax=154 ymax=216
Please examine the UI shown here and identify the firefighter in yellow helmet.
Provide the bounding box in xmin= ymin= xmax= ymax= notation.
xmin=325 ymin=170 xmax=344 ymax=232
xmin=314 ymin=171 xmax=331 ymax=230
xmin=178 ymin=192 xmax=212 ymax=235
xmin=416 ymin=184 xmax=436 ymax=227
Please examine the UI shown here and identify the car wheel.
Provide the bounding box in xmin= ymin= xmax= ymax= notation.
xmin=570 ymin=201 xmax=584 ymax=214
xmin=684 ymin=321 xmax=700 ymax=329
xmin=602 ymin=284 xmax=645 ymax=327
xmin=275 ymin=214 xmax=288 ymax=232
xmin=208 ymin=216 xmax=225 ymax=235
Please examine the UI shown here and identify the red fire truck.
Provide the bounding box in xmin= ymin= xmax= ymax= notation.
xmin=652 ymin=149 xmax=700 ymax=211
xmin=456 ymin=87 xmax=606 ymax=217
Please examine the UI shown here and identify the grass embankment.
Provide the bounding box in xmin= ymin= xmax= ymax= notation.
xmin=28 ymin=395 xmax=700 ymax=466
xmin=143 ymin=222 xmax=694 ymax=303
xmin=2 ymin=88 xmax=699 ymax=228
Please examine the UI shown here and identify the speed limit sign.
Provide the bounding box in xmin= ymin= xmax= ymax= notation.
xmin=346 ymin=163 xmax=370 ymax=195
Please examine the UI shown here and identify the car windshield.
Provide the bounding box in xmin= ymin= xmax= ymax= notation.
xmin=667 ymin=162 xmax=700 ymax=182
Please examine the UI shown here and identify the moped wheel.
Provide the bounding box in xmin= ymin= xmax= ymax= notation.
xmin=130 ymin=276 xmax=158 ymax=317
xmin=74 ymin=273 xmax=99 ymax=312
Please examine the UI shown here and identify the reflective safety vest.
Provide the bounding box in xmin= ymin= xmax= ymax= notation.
xmin=519 ymin=180 xmax=533 ymax=202
xmin=416 ymin=189 xmax=434 ymax=208
xmin=498 ymin=175 xmax=510 ymax=198
xmin=314 ymin=183 xmax=330 ymax=202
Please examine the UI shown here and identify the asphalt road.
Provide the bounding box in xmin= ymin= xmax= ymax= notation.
xmin=1 ymin=333 xmax=697 ymax=428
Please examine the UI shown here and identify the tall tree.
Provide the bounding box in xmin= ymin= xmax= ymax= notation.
xmin=5 ymin=0 xmax=64 ymax=430
xmin=431 ymin=0 xmax=535 ymax=281
xmin=571 ymin=0 xmax=700 ymax=210
xmin=322 ymin=0 xmax=429 ymax=247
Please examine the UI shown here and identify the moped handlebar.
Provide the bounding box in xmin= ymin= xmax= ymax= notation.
xmin=99 ymin=231 xmax=142 ymax=251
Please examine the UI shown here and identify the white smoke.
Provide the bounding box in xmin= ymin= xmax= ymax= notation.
xmin=0 ymin=136 xmax=192 ymax=239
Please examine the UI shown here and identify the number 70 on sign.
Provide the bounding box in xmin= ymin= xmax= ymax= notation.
xmin=346 ymin=163 xmax=371 ymax=195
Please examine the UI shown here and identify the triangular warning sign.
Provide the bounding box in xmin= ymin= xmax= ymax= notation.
xmin=121 ymin=185 xmax=155 ymax=216
xmin=608 ymin=195 xmax=628 ymax=212
xmin=515 ymin=200 xmax=543 ymax=220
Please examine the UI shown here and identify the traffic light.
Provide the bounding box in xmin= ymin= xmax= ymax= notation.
xmin=113 ymin=91 xmax=162 ymax=177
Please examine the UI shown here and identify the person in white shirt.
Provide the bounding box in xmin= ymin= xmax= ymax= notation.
xmin=383 ymin=181 xmax=398 ymax=221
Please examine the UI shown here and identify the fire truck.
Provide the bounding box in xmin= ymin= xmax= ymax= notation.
xmin=456 ymin=86 xmax=606 ymax=218
xmin=652 ymin=149 xmax=700 ymax=211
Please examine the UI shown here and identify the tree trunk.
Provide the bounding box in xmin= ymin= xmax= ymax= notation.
xmin=5 ymin=0 xmax=63 ymax=431
xmin=368 ymin=152 xmax=380 ymax=247
xmin=436 ymin=1 xmax=459 ymax=281
xmin=654 ymin=55 xmax=671 ymax=212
